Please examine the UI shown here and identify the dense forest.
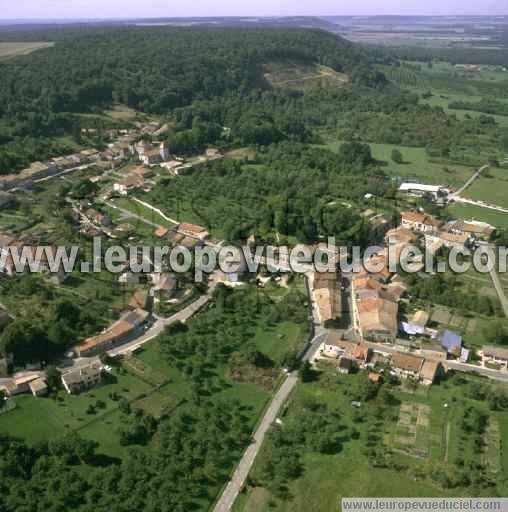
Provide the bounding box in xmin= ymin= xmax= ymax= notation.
xmin=0 ymin=27 xmax=374 ymax=117
xmin=0 ymin=26 xmax=384 ymax=173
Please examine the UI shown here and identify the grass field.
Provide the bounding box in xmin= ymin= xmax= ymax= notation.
xmin=110 ymin=196 xmax=177 ymax=228
xmin=378 ymin=59 xmax=508 ymax=128
xmin=463 ymin=167 xmax=508 ymax=208
xmin=135 ymin=331 xmax=273 ymax=431
xmin=104 ymin=104 xmax=139 ymax=121
xmin=0 ymin=369 xmax=152 ymax=457
xmin=422 ymin=92 xmax=508 ymax=128
xmin=0 ymin=42 xmax=54 ymax=60
xmin=324 ymin=139 xmax=475 ymax=188
xmin=446 ymin=203 xmax=508 ymax=230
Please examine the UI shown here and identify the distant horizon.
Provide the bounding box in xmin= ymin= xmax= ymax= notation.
xmin=1 ymin=14 xmax=508 ymax=22
xmin=1 ymin=0 xmax=507 ymax=21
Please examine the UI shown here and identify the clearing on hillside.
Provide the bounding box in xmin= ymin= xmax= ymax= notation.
xmin=104 ymin=104 xmax=140 ymax=121
xmin=263 ymin=61 xmax=348 ymax=90
xmin=0 ymin=42 xmax=54 ymax=60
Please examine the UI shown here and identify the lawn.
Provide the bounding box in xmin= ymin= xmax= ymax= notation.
xmin=253 ymin=320 xmax=306 ymax=363
xmin=497 ymin=412 xmax=508 ymax=475
xmin=0 ymin=368 xmax=152 ymax=456
xmin=134 ymin=340 xmax=190 ymax=397
xmin=0 ymin=333 xmax=270 ymax=461
xmin=109 ymin=197 xmax=177 ymax=228
xmin=61 ymin=269 xmax=131 ymax=310
xmin=245 ymin=451 xmax=447 ymax=512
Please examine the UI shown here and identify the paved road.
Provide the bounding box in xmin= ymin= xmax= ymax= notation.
xmin=108 ymin=293 xmax=212 ymax=357
xmin=445 ymin=359 xmax=508 ymax=382
xmin=451 ymin=196 xmax=508 ymax=214
xmin=212 ymin=330 xmax=327 ymax=512
xmin=109 ymin=271 xmax=222 ymax=357
xmin=132 ymin=198 xmax=179 ymax=225
xmin=213 ymin=267 xmax=328 ymax=512
xmin=213 ymin=371 xmax=298 ymax=512
xmin=59 ymin=275 xmax=220 ymax=377
xmin=449 ymin=159 xmax=508 ymax=213
xmin=361 ymin=339 xmax=508 ymax=382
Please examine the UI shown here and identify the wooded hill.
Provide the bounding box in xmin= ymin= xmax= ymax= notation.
xmin=0 ymin=27 xmax=375 ymax=118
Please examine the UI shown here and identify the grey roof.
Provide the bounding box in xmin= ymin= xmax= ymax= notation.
xmin=62 ymin=363 xmax=102 ymax=386
xmin=483 ymin=345 xmax=508 ymax=360
xmin=123 ymin=308 xmax=149 ymax=326
xmin=29 ymin=378 xmax=47 ymax=392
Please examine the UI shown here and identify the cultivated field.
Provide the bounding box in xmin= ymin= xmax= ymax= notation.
xmin=235 ymin=372 xmax=508 ymax=511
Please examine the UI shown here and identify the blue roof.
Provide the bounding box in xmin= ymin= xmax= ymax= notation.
xmin=441 ymin=330 xmax=462 ymax=351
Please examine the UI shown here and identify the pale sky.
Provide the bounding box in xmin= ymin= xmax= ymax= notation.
xmin=0 ymin=0 xmax=506 ymax=20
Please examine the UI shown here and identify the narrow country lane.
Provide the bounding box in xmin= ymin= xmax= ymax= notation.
xmin=213 ymin=372 xmax=298 ymax=512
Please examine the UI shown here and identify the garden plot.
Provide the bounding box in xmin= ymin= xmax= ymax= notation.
xmin=482 ymin=418 xmax=502 ymax=476
xmin=393 ymin=402 xmax=435 ymax=458
xmin=122 ymin=355 xmax=169 ymax=387
xmin=430 ymin=308 xmax=452 ymax=326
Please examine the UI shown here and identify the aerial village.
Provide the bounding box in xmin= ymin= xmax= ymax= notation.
xmin=0 ymin=118 xmax=507 ymax=402
xmin=312 ymin=194 xmax=506 ymax=390
xmin=0 ymin=119 xmax=220 ymax=397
